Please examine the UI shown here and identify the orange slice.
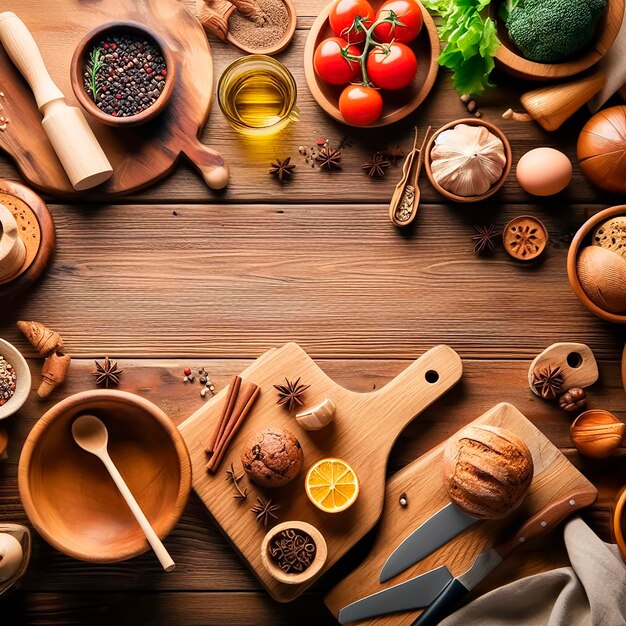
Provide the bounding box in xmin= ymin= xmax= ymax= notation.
xmin=305 ymin=458 xmax=359 ymax=513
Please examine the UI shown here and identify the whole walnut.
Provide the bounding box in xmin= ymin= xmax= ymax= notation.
xmin=559 ymin=388 xmax=587 ymax=413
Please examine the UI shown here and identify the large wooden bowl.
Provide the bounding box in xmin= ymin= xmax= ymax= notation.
xmin=567 ymin=205 xmax=626 ymax=324
xmin=303 ymin=0 xmax=439 ymax=127
xmin=18 ymin=390 xmax=191 ymax=563
xmin=490 ymin=0 xmax=624 ymax=80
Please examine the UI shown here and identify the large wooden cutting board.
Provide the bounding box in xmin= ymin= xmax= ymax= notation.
xmin=0 ymin=0 xmax=226 ymax=196
xmin=325 ymin=403 xmax=598 ymax=624
xmin=178 ymin=342 xmax=463 ymax=602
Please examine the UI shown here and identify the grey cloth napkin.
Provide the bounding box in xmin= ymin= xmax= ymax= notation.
xmin=440 ymin=517 xmax=626 ymax=626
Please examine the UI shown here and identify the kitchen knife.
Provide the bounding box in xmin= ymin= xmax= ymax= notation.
xmin=380 ymin=502 xmax=476 ymax=582
xmin=338 ymin=487 xmax=596 ymax=624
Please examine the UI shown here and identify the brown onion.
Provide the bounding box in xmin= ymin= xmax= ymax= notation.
xmin=578 ymin=105 xmax=626 ymax=193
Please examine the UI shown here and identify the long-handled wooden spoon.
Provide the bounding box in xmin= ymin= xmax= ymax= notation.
xmin=389 ymin=126 xmax=431 ymax=228
xmin=71 ymin=414 xmax=175 ymax=572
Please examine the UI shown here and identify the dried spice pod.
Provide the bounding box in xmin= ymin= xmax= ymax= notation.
xmin=570 ymin=409 xmax=625 ymax=459
xmin=443 ymin=424 xmax=534 ymax=519
xmin=502 ymin=215 xmax=548 ymax=262
xmin=531 ymin=365 xmax=564 ymax=400
xmin=16 ymin=321 xmax=63 ymax=357
xmin=37 ymin=353 xmax=71 ymax=399
xmin=559 ymin=388 xmax=587 ymax=413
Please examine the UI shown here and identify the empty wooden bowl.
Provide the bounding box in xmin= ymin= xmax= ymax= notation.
xmin=18 ymin=390 xmax=191 ymax=563
xmin=424 ymin=118 xmax=512 ymax=203
xmin=303 ymin=0 xmax=439 ymax=127
xmin=489 ymin=0 xmax=624 ymax=80
xmin=70 ymin=21 xmax=177 ymax=127
xmin=0 ymin=338 xmax=31 ymax=420
xmin=567 ymin=205 xmax=626 ymax=323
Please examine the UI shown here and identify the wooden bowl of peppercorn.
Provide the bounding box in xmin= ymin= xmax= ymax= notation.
xmin=70 ymin=21 xmax=176 ymax=126
xmin=0 ymin=338 xmax=31 ymax=420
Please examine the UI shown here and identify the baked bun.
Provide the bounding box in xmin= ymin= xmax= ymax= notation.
xmin=442 ymin=425 xmax=533 ymax=519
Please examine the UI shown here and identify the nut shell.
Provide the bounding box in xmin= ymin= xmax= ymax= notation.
xmin=570 ymin=409 xmax=625 ymax=459
xmin=443 ymin=424 xmax=534 ymax=519
xmin=558 ymin=388 xmax=587 ymax=413
xmin=241 ymin=427 xmax=303 ymax=487
xmin=577 ymin=246 xmax=626 ymax=314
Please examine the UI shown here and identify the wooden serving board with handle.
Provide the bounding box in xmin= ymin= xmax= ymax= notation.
xmin=0 ymin=0 xmax=226 ymax=195
xmin=178 ymin=342 xmax=463 ymax=602
xmin=325 ymin=402 xmax=598 ymax=624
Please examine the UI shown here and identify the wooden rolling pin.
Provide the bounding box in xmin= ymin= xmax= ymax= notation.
xmin=0 ymin=13 xmax=112 ymax=191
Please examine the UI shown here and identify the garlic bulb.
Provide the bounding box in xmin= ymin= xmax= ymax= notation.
xmin=0 ymin=533 xmax=23 ymax=583
xmin=430 ymin=124 xmax=506 ymax=197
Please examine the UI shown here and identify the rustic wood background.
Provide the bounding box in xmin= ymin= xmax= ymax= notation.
xmin=1 ymin=0 xmax=626 ymax=623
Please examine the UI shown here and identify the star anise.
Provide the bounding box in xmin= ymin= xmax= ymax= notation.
xmin=315 ymin=146 xmax=342 ymax=170
xmin=532 ymin=365 xmax=564 ymax=399
xmin=362 ymin=153 xmax=390 ymax=178
xmin=274 ymin=377 xmax=310 ymax=412
xmin=226 ymin=463 xmax=248 ymax=501
xmin=250 ymin=496 xmax=280 ymax=526
xmin=92 ymin=357 xmax=123 ymax=388
xmin=269 ymin=157 xmax=296 ymax=182
xmin=472 ymin=224 xmax=502 ymax=255
xmin=382 ymin=145 xmax=405 ymax=163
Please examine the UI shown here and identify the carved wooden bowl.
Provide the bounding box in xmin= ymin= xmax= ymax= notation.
xmin=567 ymin=205 xmax=626 ymax=323
xmin=490 ymin=0 xmax=624 ymax=80
xmin=0 ymin=338 xmax=31 ymax=421
xmin=18 ymin=390 xmax=191 ymax=562
xmin=303 ymin=0 xmax=439 ymax=127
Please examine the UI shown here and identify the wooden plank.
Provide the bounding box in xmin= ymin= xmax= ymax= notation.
xmin=0 ymin=359 xmax=623 ymax=593
xmin=1 ymin=202 xmax=624 ymax=359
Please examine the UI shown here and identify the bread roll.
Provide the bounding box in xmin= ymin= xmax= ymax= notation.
xmin=443 ymin=425 xmax=533 ymax=519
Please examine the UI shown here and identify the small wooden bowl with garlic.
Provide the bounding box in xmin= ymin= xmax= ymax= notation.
xmin=425 ymin=118 xmax=512 ymax=203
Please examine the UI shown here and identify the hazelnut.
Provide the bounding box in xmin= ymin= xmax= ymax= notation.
xmin=559 ymin=388 xmax=587 ymax=413
xmin=570 ymin=409 xmax=626 ymax=458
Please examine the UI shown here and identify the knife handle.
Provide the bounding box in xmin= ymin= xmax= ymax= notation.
xmin=495 ymin=486 xmax=597 ymax=559
xmin=410 ymin=579 xmax=467 ymax=626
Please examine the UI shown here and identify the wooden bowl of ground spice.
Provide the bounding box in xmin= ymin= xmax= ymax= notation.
xmin=226 ymin=0 xmax=297 ymax=56
xmin=70 ymin=21 xmax=176 ymax=126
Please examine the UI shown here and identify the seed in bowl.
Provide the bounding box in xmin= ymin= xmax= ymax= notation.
xmin=0 ymin=355 xmax=16 ymax=406
xmin=83 ymin=33 xmax=167 ymax=118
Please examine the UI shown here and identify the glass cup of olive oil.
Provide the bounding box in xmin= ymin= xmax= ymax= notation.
xmin=218 ymin=55 xmax=298 ymax=136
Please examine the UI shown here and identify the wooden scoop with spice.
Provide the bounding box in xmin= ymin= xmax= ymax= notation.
xmin=389 ymin=126 xmax=431 ymax=228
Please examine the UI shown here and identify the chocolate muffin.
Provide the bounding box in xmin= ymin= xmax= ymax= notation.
xmin=241 ymin=427 xmax=304 ymax=487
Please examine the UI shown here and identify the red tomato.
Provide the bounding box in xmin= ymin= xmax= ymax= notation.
xmin=373 ymin=0 xmax=423 ymax=43
xmin=366 ymin=42 xmax=417 ymax=90
xmin=314 ymin=37 xmax=361 ymax=85
xmin=339 ymin=84 xmax=383 ymax=125
xmin=329 ymin=0 xmax=375 ymax=43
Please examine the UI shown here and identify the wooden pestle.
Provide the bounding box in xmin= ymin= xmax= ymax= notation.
xmin=0 ymin=204 xmax=26 ymax=281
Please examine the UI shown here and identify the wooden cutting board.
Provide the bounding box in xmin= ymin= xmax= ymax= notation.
xmin=325 ymin=402 xmax=598 ymax=624
xmin=178 ymin=342 xmax=463 ymax=602
xmin=0 ymin=0 xmax=226 ymax=196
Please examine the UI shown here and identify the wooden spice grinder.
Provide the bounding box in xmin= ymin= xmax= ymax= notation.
xmin=0 ymin=12 xmax=112 ymax=190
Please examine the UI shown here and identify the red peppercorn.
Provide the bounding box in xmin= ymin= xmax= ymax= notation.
xmin=115 ymin=93 xmax=122 ymax=99
xmin=111 ymin=111 xmax=117 ymax=116
xmin=104 ymin=43 xmax=109 ymax=49
xmin=161 ymin=69 xmax=167 ymax=76
xmin=111 ymin=43 xmax=117 ymax=50
xmin=183 ymin=368 xmax=192 ymax=376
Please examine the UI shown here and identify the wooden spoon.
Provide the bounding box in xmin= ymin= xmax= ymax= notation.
xmin=71 ymin=414 xmax=175 ymax=572
xmin=389 ymin=126 xmax=431 ymax=227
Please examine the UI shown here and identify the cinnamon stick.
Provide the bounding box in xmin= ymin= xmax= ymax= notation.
xmin=206 ymin=375 xmax=241 ymax=457
xmin=207 ymin=382 xmax=261 ymax=472
xmin=212 ymin=381 xmax=257 ymax=456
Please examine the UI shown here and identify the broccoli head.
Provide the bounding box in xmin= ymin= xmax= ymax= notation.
xmin=505 ymin=0 xmax=608 ymax=63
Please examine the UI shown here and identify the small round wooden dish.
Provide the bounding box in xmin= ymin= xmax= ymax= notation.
xmin=567 ymin=205 xmax=626 ymax=323
xmin=18 ymin=390 xmax=191 ymax=563
xmin=226 ymin=0 xmax=297 ymax=55
xmin=260 ymin=521 xmax=327 ymax=585
xmin=70 ymin=21 xmax=177 ymax=127
xmin=503 ymin=215 xmax=548 ymax=262
xmin=424 ymin=118 xmax=512 ymax=203
xmin=0 ymin=338 xmax=31 ymax=421
xmin=0 ymin=180 xmax=55 ymax=300
xmin=303 ymin=0 xmax=439 ymax=127
xmin=489 ymin=0 xmax=624 ymax=80
xmin=0 ymin=523 xmax=31 ymax=598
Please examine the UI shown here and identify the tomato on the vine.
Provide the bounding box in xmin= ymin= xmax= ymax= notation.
xmin=339 ymin=84 xmax=383 ymax=125
xmin=373 ymin=0 xmax=423 ymax=43
xmin=329 ymin=0 xmax=375 ymax=43
xmin=366 ymin=42 xmax=417 ymax=90
xmin=314 ymin=37 xmax=361 ymax=85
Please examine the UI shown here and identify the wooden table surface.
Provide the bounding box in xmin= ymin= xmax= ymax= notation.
xmin=2 ymin=0 xmax=626 ymax=623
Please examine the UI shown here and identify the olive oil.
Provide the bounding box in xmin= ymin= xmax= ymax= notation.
xmin=218 ymin=55 xmax=297 ymax=136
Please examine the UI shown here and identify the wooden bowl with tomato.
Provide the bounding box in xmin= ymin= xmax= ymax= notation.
xmin=304 ymin=0 xmax=439 ymax=127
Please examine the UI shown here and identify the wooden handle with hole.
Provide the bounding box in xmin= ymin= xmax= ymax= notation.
xmin=101 ymin=452 xmax=175 ymax=572
xmin=495 ymin=486 xmax=598 ymax=559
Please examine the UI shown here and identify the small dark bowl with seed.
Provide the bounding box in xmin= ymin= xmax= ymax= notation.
xmin=70 ymin=22 xmax=176 ymax=127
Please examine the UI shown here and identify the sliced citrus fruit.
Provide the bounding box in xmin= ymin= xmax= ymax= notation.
xmin=305 ymin=458 xmax=359 ymax=513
